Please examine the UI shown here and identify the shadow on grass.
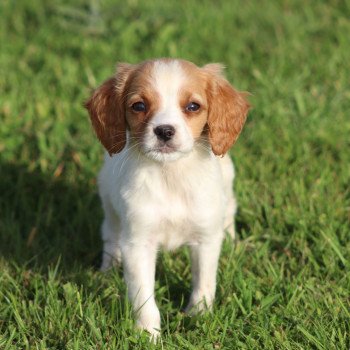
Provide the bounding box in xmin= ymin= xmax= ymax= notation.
xmin=0 ymin=161 xmax=102 ymax=274
xmin=0 ymin=160 xmax=248 ymax=312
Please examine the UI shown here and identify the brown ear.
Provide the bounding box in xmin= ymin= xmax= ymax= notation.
xmin=85 ymin=63 xmax=134 ymax=155
xmin=203 ymin=64 xmax=250 ymax=156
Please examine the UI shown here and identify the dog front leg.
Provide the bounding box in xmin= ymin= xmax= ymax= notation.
xmin=121 ymin=243 xmax=160 ymax=337
xmin=186 ymin=236 xmax=223 ymax=314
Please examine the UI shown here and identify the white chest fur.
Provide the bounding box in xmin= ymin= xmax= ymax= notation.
xmin=99 ymin=147 xmax=226 ymax=250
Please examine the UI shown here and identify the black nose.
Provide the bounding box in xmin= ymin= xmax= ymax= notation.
xmin=154 ymin=124 xmax=175 ymax=142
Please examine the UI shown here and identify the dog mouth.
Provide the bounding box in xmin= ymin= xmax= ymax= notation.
xmin=153 ymin=144 xmax=178 ymax=154
xmin=143 ymin=142 xmax=187 ymax=162
xmin=144 ymin=140 xmax=179 ymax=155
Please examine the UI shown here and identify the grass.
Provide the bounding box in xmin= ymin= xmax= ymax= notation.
xmin=0 ymin=0 xmax=349 ymax=348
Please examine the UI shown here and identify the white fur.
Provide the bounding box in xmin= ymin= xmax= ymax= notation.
xmin=142 ymin=61 xmax=194 ymax=162
xmin=98 ymin=61 xmax=237 ymax=337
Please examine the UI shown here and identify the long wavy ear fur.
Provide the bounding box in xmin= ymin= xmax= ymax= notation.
xmin=85 ymin=63 xmax=134 ymax=155
xmin=203 ymin=64 xmax=250 ymax=156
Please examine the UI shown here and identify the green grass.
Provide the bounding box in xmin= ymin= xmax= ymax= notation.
xmin=1 ymin=0 xmax=350 ymax=348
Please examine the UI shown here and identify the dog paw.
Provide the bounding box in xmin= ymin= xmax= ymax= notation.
xmin=136 ymin=309 xmax=161 ymax=341
xmin=185 ymin=296 xmax=213 ymax=316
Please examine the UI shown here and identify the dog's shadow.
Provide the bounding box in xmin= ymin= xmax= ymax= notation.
xmin=0 ymin=161 xmax=102 ymax=274
xmin=0 ymin=161 xmax=241 ymax=313
xmin=0 ymin=162 xmax=190 ymax=299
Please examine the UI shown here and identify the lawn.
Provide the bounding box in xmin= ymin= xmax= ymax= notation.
xmin=0 ymin=0 xmax=349 ymax=348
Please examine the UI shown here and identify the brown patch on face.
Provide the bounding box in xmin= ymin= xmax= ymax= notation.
xmin=123 ymin=61 xmax=160 ymax=143
xmin=177 ymin=61 xmax=210 ymax=140
xmin=176 ymin=60 xmax=250 ymax=155
xmin=86 ymin=60 xmax=163 ymax=154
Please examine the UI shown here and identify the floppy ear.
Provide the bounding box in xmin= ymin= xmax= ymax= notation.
xmin=203 ymin=64 xmax=250 ymax=156
xmin=85 ymin=63 xmax=134 ymax=155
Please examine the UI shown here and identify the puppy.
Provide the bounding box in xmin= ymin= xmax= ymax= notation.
xmin=85 ymin=58 xmax=249 ymax=337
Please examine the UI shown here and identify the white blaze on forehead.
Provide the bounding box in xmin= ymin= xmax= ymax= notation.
xmin=151 ymin=60 xmax=185 ymax=110
xmin=142 ymin=60 xmax=195 ymax=161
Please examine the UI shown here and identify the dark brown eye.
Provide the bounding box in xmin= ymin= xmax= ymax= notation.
xmin=186 ymin=102 xmax=200 ymax=112
xmin=132 ymin=101 xmax=146 ymax=112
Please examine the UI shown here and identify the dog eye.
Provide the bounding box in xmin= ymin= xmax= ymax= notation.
xmin=132 ymin=102 xmax=146 ymax=112
xmin=185 ymin=102 xmax=200 ymax=112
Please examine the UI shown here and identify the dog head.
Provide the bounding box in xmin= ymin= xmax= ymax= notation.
xmin=85 ymin=58 xmax=250 ymax=161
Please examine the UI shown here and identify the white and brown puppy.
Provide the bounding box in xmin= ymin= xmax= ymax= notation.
xmin=85 ymin=58 xmax=249 ymax=337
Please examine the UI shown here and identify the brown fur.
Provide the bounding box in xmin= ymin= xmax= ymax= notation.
xmin=178 ymin=70 xmax=209 ymax=140
xmin=85 ymin=59 xmax=250 ymax=157
xmin=85 ymin=64 xmax=135 ymax=155
xmin=203 ymin=64 xmax=250 ymax=156
xmin=124 ymin=61 xmax=161 ymax=144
